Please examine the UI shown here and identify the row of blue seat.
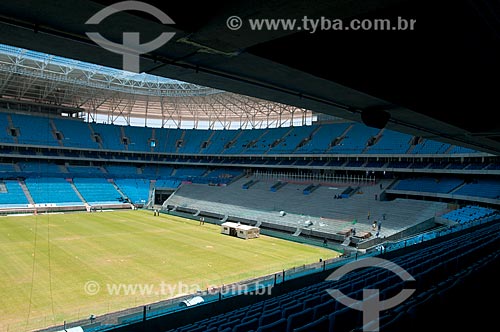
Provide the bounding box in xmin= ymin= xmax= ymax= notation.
xmin=1 ymin=112 xmax=479 ymax=155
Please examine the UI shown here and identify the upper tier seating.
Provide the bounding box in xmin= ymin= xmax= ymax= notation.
xmin=10 ymin=113 xmax=59 ymax=146
xmin=0 ymin=114 xmax=482 ymax=155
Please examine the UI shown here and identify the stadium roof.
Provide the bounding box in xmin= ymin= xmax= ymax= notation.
xmin=0 ymin=0 xmax=498 ymax=153
xmin=0 ymin=43 xmax=220 ymax=96
xmin=0 ymin=44 xmax=311 ymax=128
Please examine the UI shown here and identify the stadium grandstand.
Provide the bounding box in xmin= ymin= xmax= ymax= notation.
xmin=0 ymin=1 xmax=499 ymax=332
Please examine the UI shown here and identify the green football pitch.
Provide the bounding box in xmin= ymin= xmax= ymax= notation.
xmin=0 ymin=210 xmax=339 ymax=331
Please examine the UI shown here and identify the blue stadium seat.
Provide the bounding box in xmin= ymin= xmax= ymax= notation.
xmin=281 ymin=303 xmax=303 ymax=319
xmin=292 ymin=315 xmax=329 ymax=332
xmin=302 ymin=296 xmax=321 ymax=309
xmin=328 ymin=307 xmax=361 ymax=332
xmin=258 ymin=309 xmax=282 ymax=326
xmin=312 ymin=299 xmax=335 ymax=320
xmin=232 ymin=317 xmax=259 ymax=332
xmin=256 ymin=317 xmax=287 ymax=332
xmin=286 ymin=307 xmax=315 ymax=331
